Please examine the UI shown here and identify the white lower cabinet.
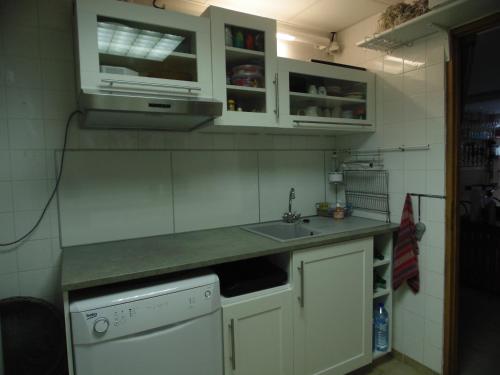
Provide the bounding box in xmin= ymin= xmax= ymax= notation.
xmin=222 ymin=289 xmax=293 ymax=375
xmin=292 ymin=238 xmax=374 ymax=375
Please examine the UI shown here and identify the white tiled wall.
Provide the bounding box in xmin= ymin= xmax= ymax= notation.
xmin=0 ymin=0 xmax=336 ymax=305
xmin=336 ymin=18 xmax=447 ymax=374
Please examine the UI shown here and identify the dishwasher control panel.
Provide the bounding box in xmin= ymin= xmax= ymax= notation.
xmin=71 ymin=282 xmax=220 ymax=345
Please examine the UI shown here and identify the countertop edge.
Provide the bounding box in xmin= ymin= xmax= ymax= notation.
xmin=61 ymin=223 xmax=399 ymax=292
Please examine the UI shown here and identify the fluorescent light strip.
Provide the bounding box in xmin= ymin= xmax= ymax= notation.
xmin=97 ymin=22 xmax=184 ymax=61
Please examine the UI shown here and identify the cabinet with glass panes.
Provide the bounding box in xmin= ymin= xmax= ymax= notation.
xmin=203 ymin=6 xmax=281 ymax=128
xmin=76 ymin=0 xmax=212 ymax=97
xmin=277 ymin=58 xmax=375 ymax=132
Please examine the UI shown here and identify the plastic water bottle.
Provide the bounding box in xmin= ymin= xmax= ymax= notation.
xmin=373 ymin=303 xmax=389 ymax=352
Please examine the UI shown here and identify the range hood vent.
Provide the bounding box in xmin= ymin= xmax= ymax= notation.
xmin=79 ymin=90 xmax=222 ymax=131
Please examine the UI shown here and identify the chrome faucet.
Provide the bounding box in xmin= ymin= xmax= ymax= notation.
xmin=282 ymin=187 xmax=301 ymax=223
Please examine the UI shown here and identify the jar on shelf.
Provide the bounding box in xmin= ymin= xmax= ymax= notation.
xmin=245 ymin=32 xmax=254 ymax=50
xmin=225 ymin=26 xmax=233 ymax=47
xmin=233 ymin=29 xmax=244 ymax=48
xmin=228 ymin=99 xmax=236 ymax=111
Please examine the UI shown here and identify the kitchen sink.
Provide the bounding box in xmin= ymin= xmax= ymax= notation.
xmin=242 ymin=221 xmax=324 ymax=242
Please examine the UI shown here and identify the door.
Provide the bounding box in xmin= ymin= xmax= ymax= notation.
xmin=222 ymin=289 xmax=293 ymax=375
xmin=72 ymin=310 xmax=223 ymax=375
xmin=75 ymin=0 xmax=212 ymax=97
xmin=278 ymin=58 xmax=375 ymax=132
xmin=203 ymin=6 xmax=279 ymax=128
xmin=293 ymin=238 xmax=373 ymax=375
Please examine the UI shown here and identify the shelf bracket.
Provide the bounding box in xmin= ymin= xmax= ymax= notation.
xmin=429 ymin=23 xmax=450 ymax=62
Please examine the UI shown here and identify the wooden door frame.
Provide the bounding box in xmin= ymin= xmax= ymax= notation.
xmin=443 ymin=12 xmax=500 ymax=375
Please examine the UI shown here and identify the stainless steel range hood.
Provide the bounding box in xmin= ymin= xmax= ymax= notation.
xmin=79 ymin=90 xmax=223 ymax=131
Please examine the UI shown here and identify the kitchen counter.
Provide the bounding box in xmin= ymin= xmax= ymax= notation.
xmin=61 ymin=216 xmax=399 ymax=292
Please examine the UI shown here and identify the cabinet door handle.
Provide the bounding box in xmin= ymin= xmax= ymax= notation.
xmin=100 ymin=79 xmax=202 ymax=93
xmin=293 ymin=120 xmax=372 ymax=128
xmin=273 ymin=73 xmax=279 ymax=119
xmin=298 ymin=261 xmax=305 ymax=307
xmin=229 ymin=319 xmax=236 ymax=370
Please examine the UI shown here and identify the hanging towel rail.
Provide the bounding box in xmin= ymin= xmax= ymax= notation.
xmin=408 ymin=193 xmax=446 ymax=199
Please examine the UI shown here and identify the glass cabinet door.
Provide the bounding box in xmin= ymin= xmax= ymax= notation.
xmin=204 ymin=7 xmax=278 ymax=127
xmin=278 ymin=58 xmax=375 ymax=131
xmin=76 ymin=0 xmax=212 ymax=96
xmin=97 ymin=16 xmax=197 ymax=83
xmin=289 ymin=73 xmax=368 ymax=121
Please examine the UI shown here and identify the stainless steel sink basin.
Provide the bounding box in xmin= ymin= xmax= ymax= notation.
xmin=242 ymin=221 xmax=324 ymax=242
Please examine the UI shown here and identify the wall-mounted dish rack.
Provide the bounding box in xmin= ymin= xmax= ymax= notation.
xmin=344 ymin=169 xmax=390 ymax=222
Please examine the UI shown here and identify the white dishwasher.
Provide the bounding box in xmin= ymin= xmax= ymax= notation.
xmin=70 ymin=273 xmax=223 ymax=375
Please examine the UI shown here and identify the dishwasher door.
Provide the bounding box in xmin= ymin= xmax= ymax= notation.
xmin=73 ymin=309 xmax=222 ymax=375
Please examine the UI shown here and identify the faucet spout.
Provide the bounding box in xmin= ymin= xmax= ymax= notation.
xmin=288 ymin=187 xmax=295 ymax=213
xmin=283 ymin=187 xmax=301 ymax=223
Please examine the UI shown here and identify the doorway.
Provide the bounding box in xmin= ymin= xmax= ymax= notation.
xmin=444 ymin=13 xmax=500 ymax=375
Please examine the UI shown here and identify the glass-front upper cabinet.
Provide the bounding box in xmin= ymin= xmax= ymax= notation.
xmin=278 ymin=58 xmax=375 ymax=132
xmin=202 ymin=6 xmax=279 ymax=128
xmin=75 ymin=0 xmax=212 ymax=97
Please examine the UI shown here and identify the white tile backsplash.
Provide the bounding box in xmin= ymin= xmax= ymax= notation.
xmin=8 ymin=118 xmax=45 ymax=149
xmin=258 ymin=151 xmax=325 ymax=222
xmin=12 ymin=180 xmax=49 ymax=211
xmin=10 ymin=150 xmax=47 ymax=180
xmin=58 ymin=151 xmax=175 ymax=246
xmin=4 ymin=56 xmax=42 ymax=89
xmin=172 ymin=151 xmax=259 ymax=232
xmin=0 ymin=249 xmax=18 ymax=275
xmin=6 ymin=88 xmax=43 ymax=119
xmin=0 ymin=272 xmax=20 ymax=299
xmin=2 ymin=26 xmax=40 ymax=58
xmin=17 ymin=238 xmax=53 ymax=271
xmin=14 ymin=210 xmax=52 ymax=240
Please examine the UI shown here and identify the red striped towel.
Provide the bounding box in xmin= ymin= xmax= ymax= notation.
xmin=393 ymin=194 xmax=420 ymax=293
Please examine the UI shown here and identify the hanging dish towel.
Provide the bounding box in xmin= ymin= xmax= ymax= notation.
xmin=393 ymin=193 xmax=420 ymax=293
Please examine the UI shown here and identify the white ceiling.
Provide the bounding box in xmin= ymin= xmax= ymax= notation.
xmin=149 ymin=0 xmax=400 ymax=36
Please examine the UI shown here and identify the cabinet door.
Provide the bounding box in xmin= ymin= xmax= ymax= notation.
xmin=75 ymin=0 xmax=212 ymax=97
xmin=293 ymin=238 xmax=373 ymax=375
xmin=222 ymin=289 xmax=293 ymax=375
xmin=278 ymin=58 xmax=375 ymax=133
xmin=203 ymin=6 xmax=279 ymax=128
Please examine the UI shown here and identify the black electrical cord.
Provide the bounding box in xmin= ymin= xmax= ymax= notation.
xmin=0 ymin=110 xmax=82 ymax=247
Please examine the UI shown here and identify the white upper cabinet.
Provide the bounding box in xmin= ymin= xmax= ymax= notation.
xmin=278 ymin=58 xmax=376 ymax=132
xmin=202 ymin=7 xmax=280 ymax=128
xmin=75 ymin=0 xmax=212 ymax=97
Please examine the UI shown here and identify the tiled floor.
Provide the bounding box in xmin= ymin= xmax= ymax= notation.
xmin=350 ymin=357 xmax=431 ymax=375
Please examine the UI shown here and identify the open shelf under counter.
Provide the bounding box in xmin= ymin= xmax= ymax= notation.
xmin=373 ymin=288 xmax=391 ymax=299
xmin=290 ymin=91 xmax=366 ymax=104
xmin=373 ymin=259 xmax=391 ymax=268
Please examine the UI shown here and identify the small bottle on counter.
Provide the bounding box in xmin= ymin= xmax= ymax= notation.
xmin=333 ymin=203 xmax=345 ymax=220
xmin=228 ymin=99 xmax=236 ymax=111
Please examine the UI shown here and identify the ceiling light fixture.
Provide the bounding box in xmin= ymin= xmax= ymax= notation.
xmin=276 ymin=32 xmax=296 ymax=42
xmin=97 ymin=22 xmax=184 ymax=62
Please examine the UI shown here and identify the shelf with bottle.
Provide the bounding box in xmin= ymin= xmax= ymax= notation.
xmin=226 ymin=94 xmax=266 ymax=113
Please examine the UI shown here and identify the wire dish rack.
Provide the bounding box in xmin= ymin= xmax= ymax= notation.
xmin=343 ymin=169 xmax=390 ymax=222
